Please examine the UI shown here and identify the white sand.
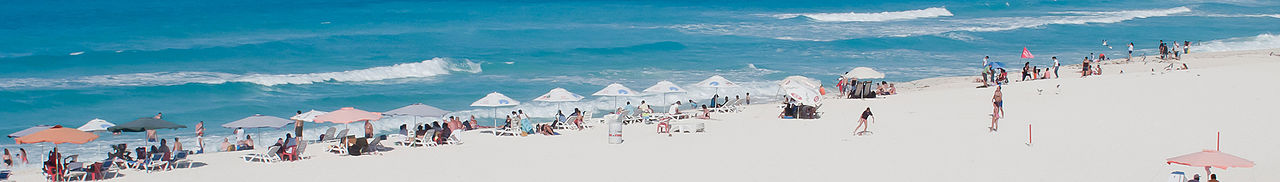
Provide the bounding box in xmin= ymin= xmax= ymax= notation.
xmin=13 ymin=49 xmax=1280 ymax=182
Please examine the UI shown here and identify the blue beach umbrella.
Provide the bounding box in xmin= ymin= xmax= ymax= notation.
xmin=986 ymin=62 xmax=1007 ymax=69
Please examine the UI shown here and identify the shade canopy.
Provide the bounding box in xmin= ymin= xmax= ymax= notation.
xmin=985 ymin=62 xmax=1007 ymax=69
xmin=222 ymin=114 xmax=295 ymax=129
xmin=1167 ymin=149 xmax=1255 ymax=170
xmin=843 ymin=67 xmax=885 ymax=79
xmin=782 ymin=83 xmax=822 ymax=105
xmin=695 ymin=75 xmax=739 ymax=88
xmin=384 ymin=103 xmax=451 ymax=118
xmin=290 ymin=110 xmax=329 ymax=122
xmin=8 ymin=125 xmax=53 ymax=138
xmin=77 ymin=118 xmax=116 ymax=132
xmin=108 ymin=117 xmax=187 ymax=132
xmin=593 ymin=83 xmax=638 ymax=97
xmin=15 ymin=125 xmax=98 ymax=145
xmin=533 ymin=88 xmax=585 ymax=102
xmin=471 ymin=92 xmax=520 ymax=107
xmin=313 ymin=107 xmax=383 ymax=124
xmin=779 ymin=76 xmax=822 ymax=90
xmin=643 ymin=81 xmax=687 ymax=94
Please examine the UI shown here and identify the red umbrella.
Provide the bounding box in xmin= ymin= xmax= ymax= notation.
xmin=15 ymin=125 xmax=99 ymax=144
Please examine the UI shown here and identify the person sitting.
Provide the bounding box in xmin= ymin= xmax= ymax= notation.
xmin=1208 ymin=174 xmax=1219 ymax=182
xmin=570 ymin=108 xmax=584 ymax=130
xmin=668 ymin=101 xmax=682 ymax=116
xmin=239 ymin=135 xmax=255 ymax=150
xmin=399 ymin=124 xmax=409 ymax=136
xmin=172 ymin=137 xmax=184 ymax=154
xmin=220 ymin=138 xmax=233 ymax=152
xmin=537 ymin=124 xmax=559 ymax=136
xmin=435 ymin=123 xmax=454 ymax=144
xmin=158 ymin=139 xmax=171 ymax=161
xmin=888 ymin=84 xmax=897 ymax=95
xmin=698 ymin=105 xmax=711 ymax=119
xmin=656 ymin=120 xmax=670 ymax=135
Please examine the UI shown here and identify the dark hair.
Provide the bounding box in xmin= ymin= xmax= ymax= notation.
xmin=297 ymin=110 xmax=302 ymax=114
xmin=1210 ymin=174 xmax=1216 ymax=179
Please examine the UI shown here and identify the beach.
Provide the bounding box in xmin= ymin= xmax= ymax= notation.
xmin=11 ymin=48 xmax=1277 ymax=182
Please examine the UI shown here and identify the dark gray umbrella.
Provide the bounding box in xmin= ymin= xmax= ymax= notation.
xmin=108 ymin=117 xmax=187 ymax=132
xmin=7 ymin=125 xmax=53 ymax=138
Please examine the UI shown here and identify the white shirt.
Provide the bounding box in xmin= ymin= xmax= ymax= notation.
xmin=1053 ymin=59 xmax=1059 ymax=67
xmin=982 ymin=57 xmax=988 ymax=66
xmin=668 ymin=104 xmax=680 ymax=114
xmin=1128 ymin=44 xmax=1134 ymax=51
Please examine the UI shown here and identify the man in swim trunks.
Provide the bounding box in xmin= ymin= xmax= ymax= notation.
xmin=855 ymin=107 xmax=874 ymax=135
xmin=991 ymin=86 xmax=1003 ymax=132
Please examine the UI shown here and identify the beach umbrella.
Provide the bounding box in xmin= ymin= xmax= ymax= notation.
xmin=843 ymin=67 xmax=885 ymax=79
xmin=221 ymin=114 xmax=295 ymax=129
xmin=471 ymin=92 xmax=520 ymax=129
xmin=779 ymin=76 xmax=822 ymax=90
xmin=985 ymin=62 xmax=1007 ymax=70
xmin=593 ymin=83 xmax=639 ymax=109
xmin=76 ymin=118 xmax=116 ymax=132
xmin=8 ymin=125 xmax=53 ymax=138
xmin=314 ymin=107 xmax=382 ymax=136
xmin=290 ymin=110 xmax=328 ymax=122
xmin=533 ymin=88 xmax=585 ymax=114
xmin=781 ymin=82 xmax=822 ymax=105
xmin=15 ymin=125 xmax=98 ymax=145
xmin=695 ymin=75 xmax=739 ymax=98
xmin=1166 ymin=132 xmax=1255 ymax=175
xmin=384 ymin=103 xmax=451 ymax=126
xmin=643 ymin=81 xmax=687 ymax=106
xmin=108 ymin=117 xmax=187 ymax=132
xmin=314 ymin=107 xmax=383 ymax=124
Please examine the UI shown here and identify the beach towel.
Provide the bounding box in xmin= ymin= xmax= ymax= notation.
xmin=520 ymin=118 xmax=534 ymax=134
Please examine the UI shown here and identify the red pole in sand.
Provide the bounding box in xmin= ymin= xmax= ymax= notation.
xmin=1028 ymin=123 xmax=1032 ymax=145
xmin=1217 ymin=131 xmax=1220 ymax=151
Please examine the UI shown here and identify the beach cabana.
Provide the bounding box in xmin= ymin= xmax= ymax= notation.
xmin=593 ymin=83 xmax=638 ymax=109
xmin=77 ymin=118 xmax=116 ymax=132
xmin=8 ymin=125 xmax=53 ymax=138
xmin=471 ymin=92 xmax=520 ymax=128
xmin=533 ymin=88 xmax=585 ymax=113
xmin=383 ymin=103 xmax=451 ymax=126
xmin=642 ymin=81 xmax=687 ymax=106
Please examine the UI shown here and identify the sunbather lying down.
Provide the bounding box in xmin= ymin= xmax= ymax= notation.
xmin=535 ymin=124 xmax=559 ymax=135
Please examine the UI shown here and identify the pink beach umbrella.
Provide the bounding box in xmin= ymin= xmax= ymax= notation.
xmin=314 ymin=107 xmax=383 ymax=137
xmin=1166 ymin=132 xmax=1255 ymax=175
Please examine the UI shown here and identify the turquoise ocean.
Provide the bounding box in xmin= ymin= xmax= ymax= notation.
xmin=2 ymin=0 xmax=1278 ymax=161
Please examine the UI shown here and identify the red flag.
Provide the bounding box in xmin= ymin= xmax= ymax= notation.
xmin=1021 ymin=47 xmax=1034 ymax=59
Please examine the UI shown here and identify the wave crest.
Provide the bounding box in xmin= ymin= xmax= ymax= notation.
xmin=772 ymin=7 xmax=953 ymax=22
xmin=1193 ymin=33 xmax=1280 ymax=53
xmin=0 ymin=57 xmax=482 ymax=89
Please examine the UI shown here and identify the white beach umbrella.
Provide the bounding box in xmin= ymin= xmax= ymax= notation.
xmin=779 ymin=76 xmax=822 ymax=90
xmin=77 ymin=118 xmax=116 ymax=132
xmin=643 ymin=81 xmax=687 ymax=106
xmin=843 ymin=67 xmax=885 ymax=79
xmin=695 ymin=75 xmax=740 ymax=97
xmin=782 ymin=83 xmax=822 ymax=105
xmin=290 ymin=110 xmax=328 ymax=122
xmin=593 ymin=83 xmax=639 ymax=109
xmin=533 ymin=88 xmax=585 ymax=113
xmin=384 ymin=103 xmax=451 ymax=126
xmin=471 ymin=92 xmax=520 ymax=128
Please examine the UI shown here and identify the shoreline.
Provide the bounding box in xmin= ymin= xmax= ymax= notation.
xmin=10 ymin=48 xmax=1279 ymax=182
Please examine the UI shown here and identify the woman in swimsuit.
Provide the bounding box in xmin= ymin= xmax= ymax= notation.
xmin=855 ymin=108 xmax=874 ymax=135
xmin=991 ymin=86 xmax=1004 ymax=131
xmin=3 ymin=149 xmax=11 ymax=168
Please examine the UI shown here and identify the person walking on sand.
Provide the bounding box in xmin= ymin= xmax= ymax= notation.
xmin=1052 ymin=56 xmax=1060 ymax=78
xmin=195 ymin=121 xmax=205 ymax=153
xmin=855 ymin=107 xmax=874 ymax=135
xmin=990 ymin=86 xmax=1003 ymax=132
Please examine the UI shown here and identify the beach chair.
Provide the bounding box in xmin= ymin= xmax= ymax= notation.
xmin=318 ymin=127 xmax=337 ymax=143
xmin=364 ymin=138 xmax=386 ymax=155
xmin=143 ymin=153 xmax=170 ymax=172
xmin=1167 ymin=171 xmax=1187 ymax=182
xmin=170 ymin=151 xmax=193 ymax=168
xmin=241 ymin=146 xmax=281 ymax=163
xmin=327 ymin=129 xmax=349 ymax=143
xmin=0 ymin=169 xmax=10 ymax=181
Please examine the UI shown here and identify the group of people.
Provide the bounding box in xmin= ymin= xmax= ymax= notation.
xmin=876 ymin=81 xmax=897 ymax=95
xmin=1160 ymin=40 xmax=1192 ymax=60
xmin=2 ymin=148 xmax=29 ymax=168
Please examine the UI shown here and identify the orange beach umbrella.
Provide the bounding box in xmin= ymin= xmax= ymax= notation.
xmin=15 ymin=125 xmax=99 ymax=144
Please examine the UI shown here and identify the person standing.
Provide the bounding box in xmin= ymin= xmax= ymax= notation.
xmin=195 ymin=121 xmax=205 ymax=153
xmin=1184 ymin=41 xmax=1191 ymax=55
xmin=982 ymin=56 xmax=989 ymax=67
xmin=855 ymin=107 xmax=874 ymax=135
xmin=745 ymin=93 xmax=751 ymax=105
xmin=3 ymin=149 xmax=11 ymax=168
xmin=991 ymin=86 xmax=1003 ymax=132
xmin=1052 ymin=56 xmax=1060 ymax=78
xmin=1128 ymin=42 xmax=1134 ymax=61
xmin=293 ymin=111 xmax=304 ymax=142
xmin=364 ymin=120 xmax=374 ymax=138
xmin=18 ymin=148 xmax=27 ymax=165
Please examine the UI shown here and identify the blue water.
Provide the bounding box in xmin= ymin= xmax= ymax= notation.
xmin=2 ymin=0 xmax=1278 ymax=161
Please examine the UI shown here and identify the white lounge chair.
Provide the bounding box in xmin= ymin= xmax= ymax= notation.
xmin=241 ymin=146 xmax=281 ymax=163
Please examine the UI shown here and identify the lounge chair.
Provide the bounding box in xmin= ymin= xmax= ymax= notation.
xmin=241 ymin=146 xmax=281 ymax=163
xmin=364 ymin=138 xmax=387 ymax=155
xmin=317 ymin=127 xmax=337 ymax=143
xmin=143 ymin=153 xmax=170 ymax=172
xmin=170 ymin=152 xmax=193 ymax=168
xmin=326 ymin=129 xmax=349 ymax=143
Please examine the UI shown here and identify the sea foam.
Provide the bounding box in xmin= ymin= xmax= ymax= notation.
xmin=1193 ymin=33 xmax=1280 ymax=53
xmin=0 ymin=58 xmax=482 ymax=89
